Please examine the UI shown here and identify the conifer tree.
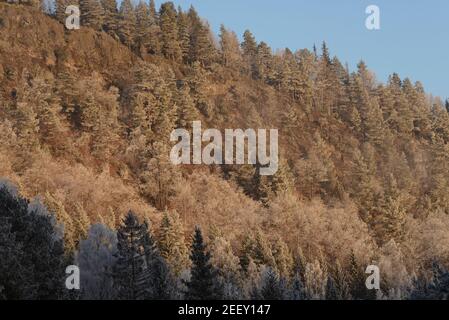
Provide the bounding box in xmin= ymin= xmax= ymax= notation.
xmin=364 ymin=98 xmax=385 ymax=147
xmin=325 ymin=276 xmax=339 ymax=300
xmin=134 ymin=1 xmax=150 ymax=55
xmin=118 ymin=0 xmax=136 ymax=48
xmin=241 ymin=30 xmax=257 ymax=75
xmin=144 ymin=1 xmax=161 ymax=54
xmin=255 ymin=41 xmax=273 ymax=81
xmin=219 ymin=24 xmax=242 ymax=69
xmin=189 ymin=18 xmax=216 ymax=66
xmin=101 ymin=0 xmax=119 ymax=37
xmin=159 ymin=2 xmax=182 ymax=61
xmin=429 ymin=134 xmax=449 ymax=213
xmin=14 ymin=79 xmax=40 ymax=154
xmin=75 ymin=203 xmax=91 ymax=241
xmin=377 ymin=174 xmax=407 ymax=244
xmin=348 ymin=252 xmax=376 ymax=300
xmin=45 ymin=191 xmax=77 ymax=253
xmin=187 ymin=61 xmax=211 ymax=117
xmin=177 ymin=6 xmax=190 ymax=61
xmin=113 ymin=211 xmax=156 ymax=300
xmin=158 ymin=210 xmax=190 ymax=275
xmin=209 ymin=235 xmax=243 ymax=299
xmin=331 ymin=261 xmax=352 ymax=300
xmin=289 ymin=272 xmax=306 ymax=300
xmin=271 ymin=236 xmax=294 ymax=278
xmin=303 ymin=260 xmax=328 ymax=299
xmin=79 ymin=0 xmax=104 ymax=30
xmin=185 ymin=227 xmax=222 ymax=300
xmin=239 ymin=234 xmax=256 ymax=273
xmin=252 ymin=229 xmax=276 ymax=268
xmin=176 ymin=84 xmax=199 ymax=129
xmin=256 ymin=267 xmax=286 ymax=300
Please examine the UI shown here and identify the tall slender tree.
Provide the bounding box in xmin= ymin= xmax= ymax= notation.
xmin=79 ymin=0 xmax=104 ymax=30
xmin=185 ymin=227 xmax=222 ymax=300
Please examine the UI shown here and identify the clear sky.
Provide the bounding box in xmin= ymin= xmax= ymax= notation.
xmin=162 ymin=0 xmax=448 ymax=100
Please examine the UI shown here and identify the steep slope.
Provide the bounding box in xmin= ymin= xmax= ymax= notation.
xmin=1 ymin=3 xmax=449 ymax=298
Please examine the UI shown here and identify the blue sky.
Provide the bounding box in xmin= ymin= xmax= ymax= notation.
xmin=161 ymin=0 xmax=448 ymax=100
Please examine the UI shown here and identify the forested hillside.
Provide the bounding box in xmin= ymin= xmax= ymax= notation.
xmin=1 ymin=1 xmax=449 ymax=300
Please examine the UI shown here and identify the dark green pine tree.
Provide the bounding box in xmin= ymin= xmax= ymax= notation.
xmin=114 ymin=211 xmax=174 ymax=300
xmin=0 ymin=184 xmax=66 ymax=300
xmin=321 ymin=41 xmax=332 ymax=66
xmin=0 ymin=219 xmax=26 ymax=300
xmin=325 ymin=276 xmax=339 ymax=300
xmin=348 ymin=251 xmax=376 ymax=300
xmin=332 ymin=261 xmax=352 ymax=300
xmin=185 ymin=227 xmax=223 ymax=300
xmin=139 ymin=219 xmax=175 ymax=300
xmin=289 ymin=272 xmax=306 ymax=300
xmin=257 ymin=268 xmax=286 ymax=300
xmin=113 ymin=211 xmax=149 ymax=300
xmin=146 ymin=255 xmax=175 ymax=300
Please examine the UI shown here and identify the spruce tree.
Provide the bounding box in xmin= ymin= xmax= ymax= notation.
xmin=255 ymin=41 xmax=273 ymax=81
xmin=158 ymin=210 xmax=190 ymax=276
xmin=45 ymin=191 xmax=77 ymax=253
xmin=113 ymin=211 xmax=149 ymax=300
xmin=145 ymin=0 xmax=161 ymax=54
xmin=289 ymin=272 xmax=306 ymax=300
xmin=185 ymin=227 xmax=222 ymax=300
xmin=159 ymin=2 xmax=182 ymax=61
xmin=176 ymin=84 xmax=199 ymax=129
xmin=101 ymin=0 xmax=119 ymax=37
xmin=79 ymin=0 xmax=104 ymax=30
xmin=241 ymin=30 xmax=257 ymax=75
xmin=219 ymin=24 xmax=242 ymax=69
xmin=177 ymin=6 xmax=190 ymax=61
xmin=118 ymin=0 xmax=136 ymax=49
xmin=348 ymin=252 xmax=376 ymax=300
xmin=135 ymin=1 xmax=150 ymax=55
xmin=257 ymin=268 xmax=286 ymax=300
xmin=189 ymin=16 xmax=216 ymax=66
xmin=113 ymin=211 xmax=172 ymax=300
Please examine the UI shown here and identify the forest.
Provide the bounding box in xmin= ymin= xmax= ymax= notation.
xmin=1 ymin=0 xmax=449 ymax=300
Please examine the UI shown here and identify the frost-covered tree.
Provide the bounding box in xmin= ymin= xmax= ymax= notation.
xmin=157 ymin=210 xmax=190 ymax=276
xmin=253 ymin=267 xmax=287 ymax=300
xmin=76 ymin=224 xmax=118 ymax=300
xmin=79 ymin=0 xmax=104 ymax=30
